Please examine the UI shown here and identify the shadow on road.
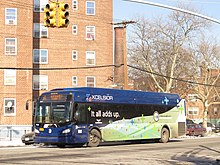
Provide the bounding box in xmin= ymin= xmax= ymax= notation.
xmin=171 ymin=146 xmax=220 ymax=165
xmin=200 ymin=145 xmax=220 ymax=154
xmin=38 ymin=138 xmax=183 ymax=149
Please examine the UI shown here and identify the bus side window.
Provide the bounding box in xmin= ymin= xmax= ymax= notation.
xmin=73 ymin=103 xmax=79 ymax=122
xmin=74 ymin=104 xmax=87 ymax=124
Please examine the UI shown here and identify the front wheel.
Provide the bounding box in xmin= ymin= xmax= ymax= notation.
xmin=87 ymin=129 xmax=101 ymax=147
xmin=159 ymin=127 xmax=169 ymax=143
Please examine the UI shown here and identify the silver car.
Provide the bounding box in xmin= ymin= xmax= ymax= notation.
xmin=21 ymin=132 xmax=34 ymax=145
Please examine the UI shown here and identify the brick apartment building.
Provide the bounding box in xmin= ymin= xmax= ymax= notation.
xmin=186 ymin=69 xmax=220 ymax=127
xmin=0 ymin=0 xmax=114 ymax=138
xmin=186 ymin=96 xmax=220 ymax=127
xmin=4 ymin=0 xmax=218 ymax=139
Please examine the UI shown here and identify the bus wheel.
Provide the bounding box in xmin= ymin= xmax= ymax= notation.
xmin=88 ymin=129 xmax=101 ymax=147
xmin=159 ymin=127 xmax=169 ymax=143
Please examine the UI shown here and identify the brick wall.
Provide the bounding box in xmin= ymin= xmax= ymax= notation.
xmin=0 ymin=0 xmax=33 ymax=125
xmin=0 ymin=0 xmax=113 ymax=126
xmin=34 ymin=0 xmax=113 ymax=92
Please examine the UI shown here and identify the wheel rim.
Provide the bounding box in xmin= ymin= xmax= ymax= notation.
xmin=90 ymin=134 xmax=99 ymax=143
xmin=160 ymin=128 xmax=169 ymax=143
xmin=162 ymin=130 xmax=168 ymax=140
xmin=88 ymin=130 xmax=101 ymax=147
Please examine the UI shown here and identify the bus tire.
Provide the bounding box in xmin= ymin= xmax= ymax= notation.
xmin=159 ymin=127 xmax=169 ymax=143
xmin=88 ymin=129 xmax=101 ymax=147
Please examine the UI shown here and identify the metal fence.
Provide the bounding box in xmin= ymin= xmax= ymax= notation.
xmin=0 ymin=125 xmax=32 ymax=141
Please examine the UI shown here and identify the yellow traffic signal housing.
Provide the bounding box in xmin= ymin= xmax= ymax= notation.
xmin=44 ymin=3 xmax=56 ymax=27
xmin=58 ymin=3 xmax=69 ymax=28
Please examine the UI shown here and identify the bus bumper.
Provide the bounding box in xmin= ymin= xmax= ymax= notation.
xmin=34 ymin=135 xmax=75 ymax=144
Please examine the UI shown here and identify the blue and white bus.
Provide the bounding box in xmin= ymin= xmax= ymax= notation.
xmin=33 ymin=87 xmax=186 ymax=147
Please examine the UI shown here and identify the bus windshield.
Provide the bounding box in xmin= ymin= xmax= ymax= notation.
xmin=35 ymin=102 xmax=71 ymax=124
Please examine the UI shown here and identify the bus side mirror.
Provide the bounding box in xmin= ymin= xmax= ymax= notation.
xmin=26 ymin=100 xmax=29 ymax=110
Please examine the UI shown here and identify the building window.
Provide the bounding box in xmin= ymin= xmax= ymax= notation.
xmin=214 ymin=107 xmax=218 ymax=115
xmin=72 ymin=50 xmax=78 ymax=60
xmin=5 ymin=38 xmax=17 ymax=55
xmin=34 ymin=0 xmax=48 ymax=12
xmin=86 ymin=26 xmax=95 ymax=40
xmin=33 ymin=49 xmax=48 ymax=64
xmin=34 ymin=23 xmax=48 ymax=38
xmin=188 ymin=94 xmax=198 ymax=102
xmin=5 ymin=8 xmax=17 ymax=25
xmin=72 ymin=25 xmax=78 ymax=35
xmin=33 ymin=75 xmax=48 ymax=90
xmin=86 ymin=76 xmax=95 ymax=87
xmin=4 ymin=98 xmax=16 ymax=116
xmin=72 ymin=76 xmax=77 ymax=86
xmin=188 ymin=107 xmax=199 ymax=115
xmin=72 ymin=0 xmax=78 ymax=11
xmin=4 ymin=69 xmax=16 ymax=86
xmin=86 ymin=1 xmax=95 ymax=15
xmin=86 ymin=51 xmax=95 ymax=65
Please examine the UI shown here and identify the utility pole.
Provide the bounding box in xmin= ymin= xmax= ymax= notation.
xmin=113 ymin=21 xmax=135 ymax=90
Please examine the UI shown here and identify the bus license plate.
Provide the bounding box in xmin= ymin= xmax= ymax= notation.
xmin=39 ymin=128 xmax=44 ymax=131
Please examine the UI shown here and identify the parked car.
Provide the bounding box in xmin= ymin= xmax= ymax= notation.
xmin=215 ymin=122 xmax=220 ymax=133
xmin=215 ymin=126 xmax=220 ymax=133
xmin=186 ymin=124 xmax=206 ymax=137
xmin=21 ymin=132 xmax=34 ymax=145
xmin=186 ymin=118 xmax=195 ymax=125
xmin=199 ymin=122 xmax=216 ymax=133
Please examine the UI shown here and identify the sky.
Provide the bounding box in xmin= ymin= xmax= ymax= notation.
xmin=113 ymin=0 xmax=220 ymax=39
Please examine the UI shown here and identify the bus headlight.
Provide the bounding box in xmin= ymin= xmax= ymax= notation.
xmin=62 ymin=128 xmax=71 ymax=134
xmin=34 ymin=128 xmax=40 ymax=134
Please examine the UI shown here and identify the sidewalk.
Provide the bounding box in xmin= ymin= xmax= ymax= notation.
xmin=0 ymin=133 xmax=219 ymax=148
xmin=0 ymin=139 xmax=25 ymax=147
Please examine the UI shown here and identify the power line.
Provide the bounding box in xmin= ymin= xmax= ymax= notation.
xmin=0 ymin=64 xmax=123 ymax=71
xmin=0 ymin=1 xmax=113 ymax=26
xmin=123 ymin=0 xmax=220 ymax=24
xmin=166 ymin=0 xmax=220 ymax=5
xmin=127 ymin=64 xmax=220 ymax=88
xmin=2 ymin=63 xmax=219 ymax=88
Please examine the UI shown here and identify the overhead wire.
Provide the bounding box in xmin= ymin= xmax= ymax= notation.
xmin=0 ymin=64 xmax=123 ymax=71
xmin=2 ymin=1 xmax=219 ymax=89
xmin=127 ymin=64 xmax=220 ymax=88
xmin=0 ymin=63 xmax=219 ymax=88
xmin=0 ymin=1 xmax=113 ymax=26
xmin=165 ymin=0 xmax=220 ymax=5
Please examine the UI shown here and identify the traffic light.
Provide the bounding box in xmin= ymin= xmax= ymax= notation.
xmin=58 ymin=3 xmax=69 ymax=27
xmin=44 ymin=3 xmax=56 ymax=27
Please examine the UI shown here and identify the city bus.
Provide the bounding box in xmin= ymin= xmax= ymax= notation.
xmin=33 ymin=87 xmax=186 ymax=147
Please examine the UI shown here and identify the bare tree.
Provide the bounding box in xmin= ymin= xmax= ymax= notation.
xmin=189 ymin=37 xmax=220 ymax=128
xmin=128 ymin=7 xmax=208 ymax=93
xmin=128 ymin=5 xmax=220 ymax=128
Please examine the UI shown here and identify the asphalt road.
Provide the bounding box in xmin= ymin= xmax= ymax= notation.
xmin=0 ymin=137 xmax=220 ymax=165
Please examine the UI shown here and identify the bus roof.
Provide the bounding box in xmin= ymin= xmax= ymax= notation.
xmin=44 ymin=87 xmax=180 ymax=107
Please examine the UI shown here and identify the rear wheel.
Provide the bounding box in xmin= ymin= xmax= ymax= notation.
xmin=159 ymin=127 xmax=169 ymax=143
xmin=88 ymin=129 xmax=101 ymax=147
